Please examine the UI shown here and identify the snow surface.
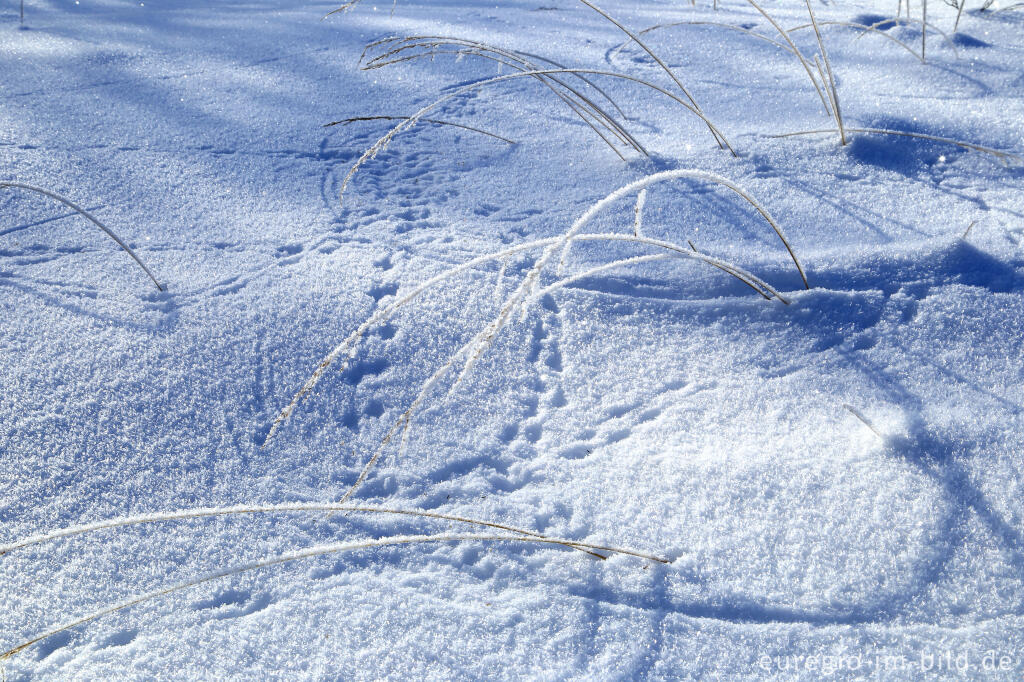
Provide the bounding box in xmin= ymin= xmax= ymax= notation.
xmin=1 ymin=0 xmax=1023 ymax=678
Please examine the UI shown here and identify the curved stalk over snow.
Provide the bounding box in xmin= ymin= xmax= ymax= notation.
xmin=337 ymin=68 xmax=735 ymax=204
xmin=362 ymin=41 xmax=645 ymax=157
xmin=0 ymin=182 xmax=164 ymax=292
xmin=609 ymin=21 xmax=792 ymax=59
xmin=324 ymin=116 xmax=517 ymax=145
xmin=770 ymin=127 xmax=1023 ymax=164
xmin=338 ymin=240 xmax=790 ymax=503
xmin=266 ymin=229 xmax=787 ymax=447
xmin=269 ymin=171 xmax=797 ymax=448
xmin=786 ymin=21 xmax=924 ymax=62
xmin=741 ymin=0 xmax=834 ymax=117
xmin=463 ymin=171 xmax=801 ymax=409
xmin=558 ymin=233 xmax=789 ymax=303
xmin=0 ymin=502 xmax=616 ymax=561
xmin=534 ymin=252 xmax=779 ymax=303
xmin=0 ymin=533 xmax=667 ymax=661
xmin=576 ymin=0 xmax=726 ymax=150
xmin=555 ymin=170 xmax=807 ymax=290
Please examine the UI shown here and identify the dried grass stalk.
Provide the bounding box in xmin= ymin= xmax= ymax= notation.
xmin=362 ymin=38 xmax=644 ymax=158
xmin=576 ymin=0 xmax=726 ymax=149
xmin=325 ymin=116 xmax=516 ymax=145
xmin=0 ymin=182 xmax=164 ymax=291
xmin=337 ymin=68 xmax=734 ymax=205
xmin=269 ymin=170 xmax=801 ymax=448
xmin=786 ymin=21 xmax=925 ymax=62
xmin=805 ymin=0 xmax=847 ymax=145
xmin=1 ymin=533 xmax=667 ymax=661
xmin=770 ymin=127 xmax=1023 ymax=164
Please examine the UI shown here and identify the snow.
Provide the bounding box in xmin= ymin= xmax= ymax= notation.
xmin=1 ymin=0 xmax=1023 ymax=678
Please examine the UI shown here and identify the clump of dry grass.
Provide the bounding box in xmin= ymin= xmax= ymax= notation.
xmin=266 ymin=170 xmax=806 ymax=512
xmin=335 ymin=66 xmax=735 ymax=205
xmin=327 ymin=0 xmax=733 ymax=148
xmin=803 ymin=0 xmax=847 ymax=146
xmin=1 ymin=181 xmax=164 ymax=291
xmin=576 ymin=0 xmax=726 ymax=150
xmin=360 ymin=35 xmax=647 ymax=160
xmin=326 ymin=0 xmax=738 ymax=201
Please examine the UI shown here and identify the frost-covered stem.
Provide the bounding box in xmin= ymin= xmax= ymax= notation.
xmin=575 ymin=0 xmax=725 ymax=150
xmin=805 ymin=0 xmax=846 ymax=145
xmin=787 ymin=21 xmax=924 ymax=63
xmin=557 ymin=170 xmax=807 ymax=289
xmin=684 ymin=240 xmax=775 ymax=301
xmin=743 ymin=0 xmax=833 ymax=117
xmin=633 ymin=189 xmax=647 ymax=237
xmin=324 ymin=116 xmax=516 ymax=145
xmin=533 ymin=253 xmax=778 ymax=303
xmin=0 ymin=503 xmax=616 ymax=559
xmin=323 ymin=0 xmax=361 ymax=18
xmin=0 ymin=182 xmax=164 ymax=291
xmin=922 ymin=0 xmax=927 ymax=60
xmin=537 ymin=254 xmax=670 ymax=299
xmin=559 ymin=233 xmax=788 ymax=302
xmin=337 ymin=228 xmax=789 ymax=502
xmin=954 ymin=0 xmax=966 ymax=31
xmin=337 ymin=68 xmax=734 ymax=205
xmin=843 ymin=404 xmax=884 ymax=439
xmin=813 ymin=55 xmax=840 ymax=141
xmin=1 ymin=533 xmax=668 ymax=661
xmin=494 ymin=258 xmax=509 ymax=300
xmin=769 ymin=128 xmax=1023 ymax=164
